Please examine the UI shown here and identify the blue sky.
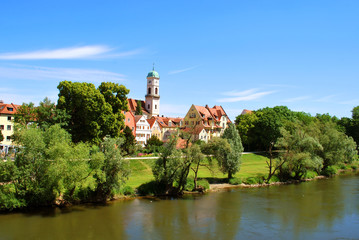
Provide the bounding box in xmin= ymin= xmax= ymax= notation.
xmin=1 ymin=0 xmax=358 ymax=120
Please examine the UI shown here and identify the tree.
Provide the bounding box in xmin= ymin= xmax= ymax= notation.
xmin=145 ymin=135 xmax=163 ymax=153
xmin=94 ymin=137 xmax=130 ymax=201
xmin=275 ymin=121 xmax=323 ymax=181
xmin=14 ymin=102 xmax=37 ymax=126
xmin=122 ymin=126 xmax=136 ymax=156
xmin=221 ymin=124 xmax=244 ymax=179
xmin=135 ymin=100 xmax=143 ymax=115
xmin=36 ymin=97 xmax=70 ymax=130
xmin=152 ymin=135 xmax=184 ymax=195
xmin=235 ymin=113 xmax=258 ymax=151
xmin=202 ymin=137 xmax=232 ymax=179
xmin=187 ymin=144 xmax=207 ymax=189
xmin=57 ymin=81 xmax=129 ymax=144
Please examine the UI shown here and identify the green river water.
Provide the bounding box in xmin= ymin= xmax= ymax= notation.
xmin=0 ymin=173 xmax=358 ymax=240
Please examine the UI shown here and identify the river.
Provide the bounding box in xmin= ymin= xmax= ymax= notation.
xmin=0 ymin=173 xmax=358 ymax=240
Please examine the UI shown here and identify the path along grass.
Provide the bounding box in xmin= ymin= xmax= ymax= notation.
xmin=126 ymin=153 xmax=269 ymax=189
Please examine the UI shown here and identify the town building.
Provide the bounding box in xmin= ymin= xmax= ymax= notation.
xmin=0 ymin=101 xmax=19 ymax=153
xmin=183 ymin=104 xmax=231 ymax=142
xmin=123 ymin=110 xmax=136 ymax=136
xmin=147 ymin=117 xmax=162 ymax=139
xmin=134 ymin=115 xmax=152 ymax=146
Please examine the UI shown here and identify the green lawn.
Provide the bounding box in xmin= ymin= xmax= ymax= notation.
xmin=126 ymin=153 xmax=269 ymax=189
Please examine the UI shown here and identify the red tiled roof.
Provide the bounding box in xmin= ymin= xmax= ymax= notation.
xmin=194 ymin=104 xmax=231 ymax=123
xmin=127 ymin=98 xmax=150 ymax=115
xmin=147 ymin=118 xmax=158 ymax=128
xmin=0 ymin=103 xmax=20 ymax=115
xmin=241 ymin=109 xmax=253 ymax=115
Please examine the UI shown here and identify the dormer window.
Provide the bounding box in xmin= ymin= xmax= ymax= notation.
xmin=7 ymin=107 xmax=13 ymax=112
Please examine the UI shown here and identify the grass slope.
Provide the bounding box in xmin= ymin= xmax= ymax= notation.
xmin=126 ymin=153 xmax=269 ymax=189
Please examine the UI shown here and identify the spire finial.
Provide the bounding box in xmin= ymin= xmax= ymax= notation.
xmin=152 ymin=62 xmax=155 ymax=71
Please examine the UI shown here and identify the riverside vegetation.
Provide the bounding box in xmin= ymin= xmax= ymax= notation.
xmin=0 ymin=81 xmax=358 ymax=211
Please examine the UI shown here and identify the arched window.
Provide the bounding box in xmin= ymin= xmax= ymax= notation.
xmin=155 ymin=88 xmax=158 ymax=94
xmin=148 ymin=88 xmax=151 ymax=95
xmin=155 ymin=105 xmax=157 ymax=109
xmin=148 ymin=104 xmax=150 ymax=110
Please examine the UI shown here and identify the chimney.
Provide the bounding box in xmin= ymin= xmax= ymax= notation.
xmin=0 ymin=100 xmax=3 ymax=104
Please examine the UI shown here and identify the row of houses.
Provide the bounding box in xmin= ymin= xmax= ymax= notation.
xmin=1 ymin=67 xmax=238 ymax=149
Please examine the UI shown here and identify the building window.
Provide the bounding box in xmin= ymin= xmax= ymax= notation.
xmin=128 ymin=118 xmax=130 ymax=122
xmin=0 ymin=125 xmax=3 ymax=130
xmin=185 ymin=121 xmax=188 ymax=125
xmin=148 ymin=104 xmax=150 ymax=110
xmin=132 ymin=127 xmax=134 ymax=131
xmin=148 ymin=88 xmax=151 ymax=95
xmin=7 ymin=107 xmax=13 ymax=112
xmin=155 ymin=88 xmax=158 ymax=94
xmin=155 ymin=105 xmax=157 ymax=109
xmin=6 ymin=136 xmax=11 ymax=141
xmin=7 ymin=125 xmax=11 ymax=131
xmin=7 ymin=116 xmax=11 ymax=121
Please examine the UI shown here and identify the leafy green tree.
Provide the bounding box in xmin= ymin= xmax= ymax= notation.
xmin=145 ymin=135 xmax=163 ymax=153
xmin=235 ymin=113 xmax=258 ymax=150
xmin=315 ymin=121 xmax=357 ymax=170
xmin=135 ymin=100 xmax=143 ymax=115
xmin=152 ymin=135 xmax=184 ymax=195
xmin=36 ymin=97 xmax=70 ymax=130
xmin=57 ymin=81 xmax=129 ymax=144
xmin=221 ymin=124 xmax=244 ymax=179
xmin=202 ymin=137 xmax=232 ymax=179
xmin=14 ymin=102 xmax=37 ymax=126
xmin=94 ymin=137 xmax=130 ymax=201
xmin=187 ymin=144 xmax=207 ymax=189
xmin=122 ymin=126 xmax=136 ymax=156
xmin=275 ymin=121 xmax=323 ymax=181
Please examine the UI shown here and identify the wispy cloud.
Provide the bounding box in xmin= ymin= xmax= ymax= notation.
xmin=283 ymin=96 xmax=311 ymax=103
xmin=315 ymin=95 xmax=337 ymax=103
xmin=168 ymin=65 xmax=200 ymax=75
xmin=217 ymin=88 xmax=275 ymax=103
xmin=0 ymin=45 xmax=143 ymax=60
xmin=0 ymin=65 xmax=125 ymax=83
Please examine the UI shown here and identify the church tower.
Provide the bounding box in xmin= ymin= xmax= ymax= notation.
xmin=145 ymin=66 xmax=160 ymax=117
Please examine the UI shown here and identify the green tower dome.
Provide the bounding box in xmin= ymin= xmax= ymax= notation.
xmin=147 ymin=66 xmax=160 ymax=78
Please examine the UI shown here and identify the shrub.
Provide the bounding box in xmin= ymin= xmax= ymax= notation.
xmin=321 ymin=166 xmax=338 ymax=177
xmin=269 ymin=175 xmax=280 ymax=183
xmin=338 ymin=163 xmax=346 ymax=170
xmin=197 ymin=179 xmax=210 ymax=191
xmin=122 ymin=186 xmax=135 ymax=196
xmin=137 ymin=181 xmax=166 ymax=196
xmin=305 ymin=171 xmax=318 ymax=179
xmin=243 ymin=177 xmax=257 ymax=185
xmin=229 ymin=177 xmax=242 ymax=185
xmin=184 ymin=177 xmax=195 ymax=191
xmin=351 ymin=165 xmax=358 ymax=170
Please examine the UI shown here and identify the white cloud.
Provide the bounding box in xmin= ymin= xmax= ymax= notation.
xmin=282 ymin=96 xmax=311 ymax=103
xmin=0 ymin=45 xmax=143 ymax=60
xmin=0 ymin=65 xmax=125 ymax=83
xmin=168 ymin=65 xmax=199 ymax=75
xmin=217 ymin=89 xmax=275 ymax=103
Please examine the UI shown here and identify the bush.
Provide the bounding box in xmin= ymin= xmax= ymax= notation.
xmin=229 ymin=177 xmax=242 ymax=185
xmin=122 ymin=186 xmax=135 ymax=196
xmin=305 ymin=171 xmax=318 ymax=179
xmin=137 ymin=181 xmax=166 ymax=196
xmin=351 ymin=165 xmax=358 ymax=170
xmin=184 ymin=177 xmax=195 ymax=191
xmin=338 ymin=163 xmax=346 ymax=170
xmin=243 ymin=177 xmax=257 ymax=185
xmin=321 ymin=166 xmax=338 ymax=177
xmin=269 ymin=175 xmax=280 ymax=183
xmin=197 ymin=179 xmax=210 ymax=191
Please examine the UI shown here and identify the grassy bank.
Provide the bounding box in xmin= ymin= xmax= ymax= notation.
xmin=126 ymin=153 xmax=359 ymax=190
xmin=126 ymin=153 xmax=269 ymax=189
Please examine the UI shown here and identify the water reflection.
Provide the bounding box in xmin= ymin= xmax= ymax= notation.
xmin=0 ymin=174 xmax=358 ymax=240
